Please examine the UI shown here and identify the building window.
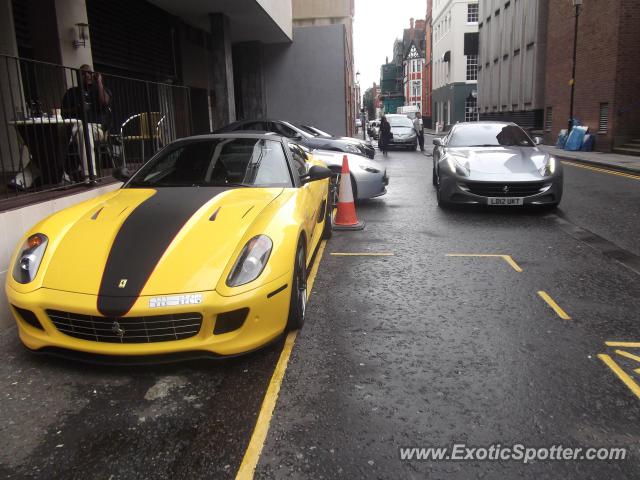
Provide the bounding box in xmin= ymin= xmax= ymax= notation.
xmin=545 ymin=107 xmax=553 ymax=131
xmin=466 ymin=54 xmax=478 ymax=81
xmin=599 ymin=103 xmax=609 ymax=133
xmin=465 ymin=95 xmax=478 ymax=122
xmin=468 ymin=3 xmax=479 ymax=23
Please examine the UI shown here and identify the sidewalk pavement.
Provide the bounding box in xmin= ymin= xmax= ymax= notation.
xmin=538 ymin=145 xmax=640 ymax=175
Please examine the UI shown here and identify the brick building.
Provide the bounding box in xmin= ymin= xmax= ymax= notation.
xmin=402 ymin=18 xmax=427 ymax=117
xmin=543 ymin=0 xmax=640 ymax=153
xmin=424 ymin=0 xmax=434 ymax=128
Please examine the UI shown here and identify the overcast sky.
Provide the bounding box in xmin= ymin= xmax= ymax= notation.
xmin=353 ymin=0 xmax=426 ymax=93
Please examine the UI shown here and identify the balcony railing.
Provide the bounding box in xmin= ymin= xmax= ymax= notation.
xmin=0 ymin=54 xmax=192 ymax=210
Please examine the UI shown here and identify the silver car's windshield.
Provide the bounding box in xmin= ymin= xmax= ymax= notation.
xmin=448 ymin=124 xmax=534 ymax=148
xmin=127 ymin=138 xmax=292 ymax=188
xmin=388 ymin=116 xmax=414 ymax=128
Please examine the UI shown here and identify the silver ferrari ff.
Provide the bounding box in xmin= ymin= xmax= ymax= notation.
xmin=432 ymin=122 xmax=563 ymax=208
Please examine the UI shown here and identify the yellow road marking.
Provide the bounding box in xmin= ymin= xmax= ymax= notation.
xmin=537 ymin=291 xmax=571 ymax=320
xmin=307 ymin=241 xmax=326 ymax=293
xmin=330 ymin=252 xmax=394 ymax=256
xmin=635 ymin=369 xmax=640 ymax=375
xmin=615 ymin=350 xmax=640 ymax=364
xmin=446 ymin=254 xmax=523 ymax=272
xmin=236 ymin=240 xmax=326 ymax=480
xmin=561 ymin=161 xmax=640 ymax=181
xmin=598 ymin=354 xmax=640 ymax=400
xmin=606 ymin=342 xmax=640 ymax=348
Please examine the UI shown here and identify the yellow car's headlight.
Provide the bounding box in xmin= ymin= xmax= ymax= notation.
xmin=226 ymin=235 xmax=273 ymax=287
xmin=13 ymin=233 xmax=48 ymax=284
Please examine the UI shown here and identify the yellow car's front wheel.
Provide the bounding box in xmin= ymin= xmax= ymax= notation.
xmin=286 ymin=241 xmax=307 ymax=330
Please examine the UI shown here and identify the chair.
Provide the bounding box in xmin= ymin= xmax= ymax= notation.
xmin=120 ymin=112 xmax=167 ymax=167
xmin=95 ymin=128 xmax=123 ymax=172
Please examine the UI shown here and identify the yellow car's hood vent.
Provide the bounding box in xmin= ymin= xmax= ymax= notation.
xmin=42 ymin=187 xmax=283 ymax=307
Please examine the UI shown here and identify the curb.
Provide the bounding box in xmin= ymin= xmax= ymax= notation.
xmin=553 ymin=154 xmax=640 ymax=176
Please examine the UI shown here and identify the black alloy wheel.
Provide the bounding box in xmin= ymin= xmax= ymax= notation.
xmin=286 ymin=241 xmax=307 ymax=330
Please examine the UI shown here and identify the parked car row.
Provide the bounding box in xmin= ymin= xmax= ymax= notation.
xmin=217 ymin=119 xmax=375 ymax=159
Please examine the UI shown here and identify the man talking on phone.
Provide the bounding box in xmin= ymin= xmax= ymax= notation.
xmin=62 ymin=64 xmax=112 ymax=180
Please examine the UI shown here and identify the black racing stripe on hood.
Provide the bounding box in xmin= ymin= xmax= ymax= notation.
xmin=97 ymin=187 xmax=231 ymax=317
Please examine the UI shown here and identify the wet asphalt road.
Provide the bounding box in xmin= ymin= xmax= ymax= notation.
xmin=255 ymin=139 xmax=640 ymax=478
xmin=1 ymin=137 xmax=639 ymax=479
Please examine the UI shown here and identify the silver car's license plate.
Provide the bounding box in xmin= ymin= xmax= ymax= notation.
xmin=487 ymin=197 xmax=524 ymax=206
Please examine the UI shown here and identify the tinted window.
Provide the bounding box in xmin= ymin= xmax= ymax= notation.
xmin=448 ymin=124 xmax=534 ymax=147
xmin=127 ymin=138 xmax=292 ymax=188
xmin=271 ymin=122 xmax=298 ymax=138
xmin=241 ymin=121 xmax=267 ymax=131
xmin=288 ymin=143 xmax=309 ymax=177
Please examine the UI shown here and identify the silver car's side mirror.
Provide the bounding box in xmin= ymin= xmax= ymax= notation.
xmin=533 ymin=137 xmax=542 ymax=145
xmin=433 ymin=138 xmax=443 ymax=146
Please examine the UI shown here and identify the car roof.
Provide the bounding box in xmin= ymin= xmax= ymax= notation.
xmin=453 ymin=121 xmax=518 ymax=127
xmin=173 ymin=132 xmax=286 ymax=143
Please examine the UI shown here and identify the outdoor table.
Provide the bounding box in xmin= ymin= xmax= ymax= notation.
xmin=10 ymin=116 xmax=97 ymax=186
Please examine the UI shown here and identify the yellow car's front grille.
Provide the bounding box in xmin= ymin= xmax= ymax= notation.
xmin=46 ymin=310 xmax=203 ymax=344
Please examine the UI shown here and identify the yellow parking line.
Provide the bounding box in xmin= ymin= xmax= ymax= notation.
xmin=537 ymin=291 xmax=571 ymax=320
xmin=615 ymin=350 xmax=640 ymax=364
xmin=501 ymin=255 xmax=523 ymax=273
xmin=598 ymin=354 xmax=640 ymax=400
xmin=236 ymin=240 xmax=326 ymax=480
xmin=606 ymin=342 xmax=640 ymax=348
xmin=561 ymin=161 xmax=640 ymax=181
xmin=446 ymin=254 xmax=523 ymax=272
xmin=330 ymin=252 xmax=394 ymax=256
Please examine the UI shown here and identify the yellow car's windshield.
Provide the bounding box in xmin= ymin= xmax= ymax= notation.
xmin=126 ymin=138 xmax=293 ymax=188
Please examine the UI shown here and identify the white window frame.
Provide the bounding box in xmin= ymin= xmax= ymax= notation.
xmin=467 ymin=3 xmax=479 ymax=23
xmin=466 ymin=54 xmax=478 ymax=82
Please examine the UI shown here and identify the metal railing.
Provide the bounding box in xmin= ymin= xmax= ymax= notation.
xmin=0 ymin=54 xmax=192 ymax=207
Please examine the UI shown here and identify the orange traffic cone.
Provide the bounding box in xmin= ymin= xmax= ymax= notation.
xmin=333 ymin=155 xmax=365 ymax=231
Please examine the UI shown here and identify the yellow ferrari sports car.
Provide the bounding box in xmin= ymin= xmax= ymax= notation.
xmin=5 ymin=133 xmax=333 ymax=363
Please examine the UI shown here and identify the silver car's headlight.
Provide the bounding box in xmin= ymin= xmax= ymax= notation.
xmin=344 ymin=144 xmax=360 ymax=154
xmin=13 ymin=233 xmax=48 ymax=284
xmin=539 ymin=157 xmax=556 ymax=177
xmin=445 ymin=155 xmax=470 ymax=177
xmin=227 ymin=235 xmax=273 ymax=287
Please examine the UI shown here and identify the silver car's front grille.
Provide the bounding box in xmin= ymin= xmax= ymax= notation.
xmin=47 ymin=310 xmax=203 ymax=343
xmin=462 ymin=181 xmax=547 ymax=197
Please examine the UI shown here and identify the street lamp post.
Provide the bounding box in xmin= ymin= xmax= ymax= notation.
xmin=568 ymin=0 xmax=582 ymax=135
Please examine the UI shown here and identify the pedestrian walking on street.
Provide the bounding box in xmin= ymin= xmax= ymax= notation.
xmin=379 ymin=115 xmax=392 ymax=156
xmin=413 ymin=116 xmax=424 ymax=151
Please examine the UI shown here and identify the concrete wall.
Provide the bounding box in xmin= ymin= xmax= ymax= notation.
xmin=54 ymin=0 xmax=93 ymax=70
xmin=257 ymin=0 xmax=293 ymax=40
xmin=263 ymin=24 xmax=347 ymax=136
xmin=0 ymin=183 xmax=121 ymax=332
xmin=292 ymin=0 xmax=351 ymax=19
xmin=477 ymin=0 xmax=547 ymax=115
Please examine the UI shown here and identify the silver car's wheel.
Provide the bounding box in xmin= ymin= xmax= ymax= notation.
xmin=436 ymin=171 xmax=448 ymax=208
